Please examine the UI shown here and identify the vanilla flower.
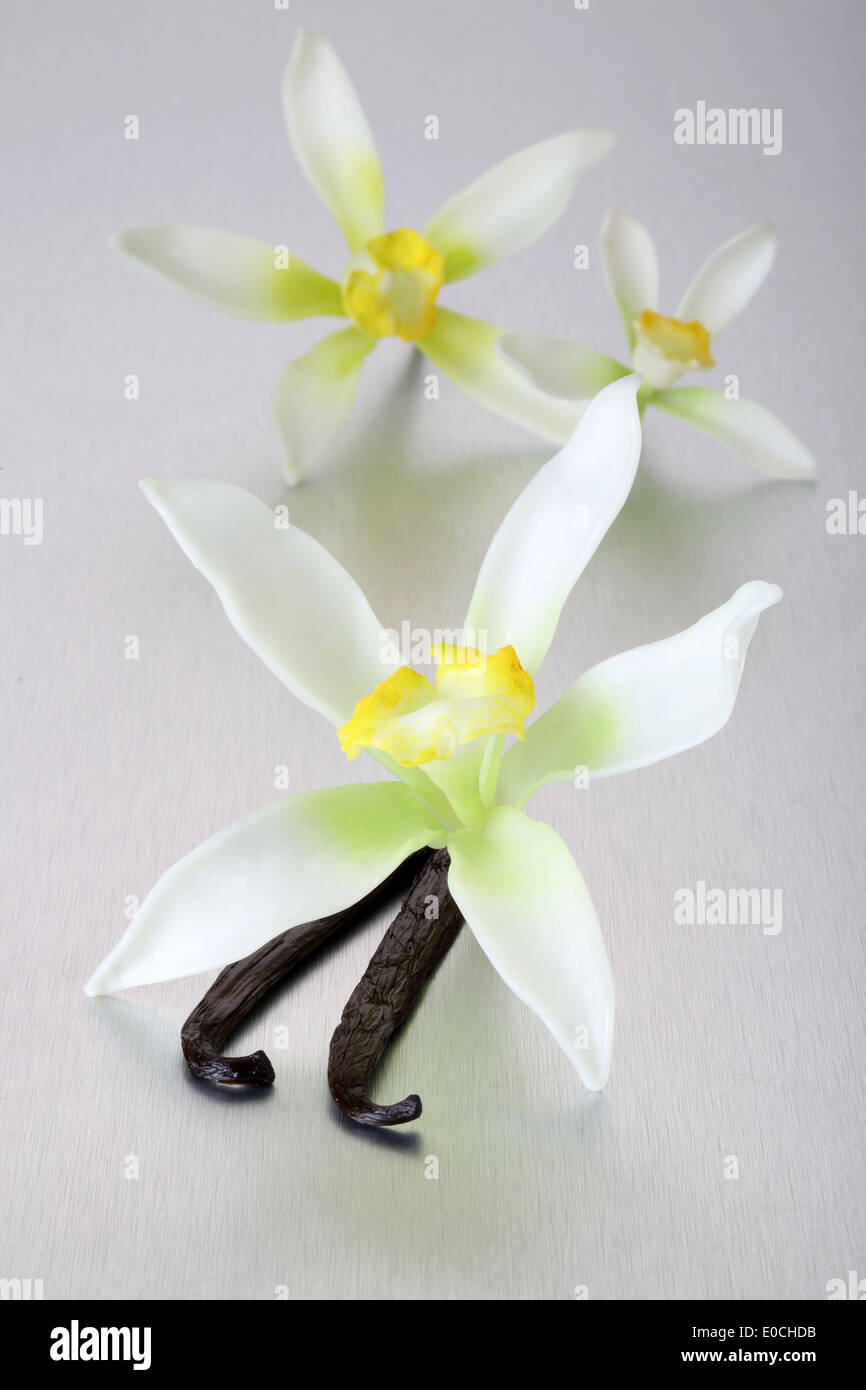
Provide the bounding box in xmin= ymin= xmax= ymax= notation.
xmin=114 ymin=29 xmax=615 ymax=482
xmin=502 ymin=209 xmax=815 ymax=480
xmin=85 ymin=378 xmax=781 ymax=1091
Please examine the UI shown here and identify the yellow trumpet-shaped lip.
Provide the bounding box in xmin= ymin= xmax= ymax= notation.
xmin=342 ymin=228 xmax=445 ymax=342
xmin=633 ymin=309 xmax=715 ymax=368
xmin=338 ymin=643 xmax=535 ymax=768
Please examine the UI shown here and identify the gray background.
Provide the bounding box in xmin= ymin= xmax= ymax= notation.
xmin=1 ymin=0 xmax=864 ymax=1300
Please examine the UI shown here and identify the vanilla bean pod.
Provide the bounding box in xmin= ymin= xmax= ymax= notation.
xmin=181 ymin=849 xmax=433 ymax=1086
xmin=328 ymin=847 xmax=463 ymax=1127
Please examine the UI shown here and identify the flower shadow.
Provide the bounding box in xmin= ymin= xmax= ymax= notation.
xmin=279 ymin=353 xmax=811 ymax=645
xmin=277 ymin=350 xmax=555 ymax=629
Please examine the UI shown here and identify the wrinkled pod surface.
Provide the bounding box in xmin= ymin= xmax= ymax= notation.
xmin=181 ymin=849 xmax=433 ymax=1087
xmin=328 ymin=848 xmax=463 ymax=1127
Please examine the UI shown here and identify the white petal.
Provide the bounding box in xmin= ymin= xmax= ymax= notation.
xmin=272 ymin=327 xmax=376 ymax=484
xmin=500 ymin=330 xmax=629 ymax=399
xmin=419 ymin=309 xmax=585 ymax=445
xmin=676 ymin=222 xmax=777 ymax=336
xmin=500 ymin=582 xmax=782 ymax=808
xmin=599 ymin=208 xmax=659 ymax=349
xmin=283 ymin=29 xmax=384 ymax=251
xmin=424 ymin=130 xmax=617 ymax=282
xmin=446 ymin=807 xmax=613 ymax=1089
xmin=113 ymin=226 xmax=343 ymax=320
xmin=653 ymin=387 xmax=815 ymax=480
xmin=463 ymin=374 xmax=642 ymax=676
xmin=140 ymin=476 xmax=392 ymax=726
xmin=85 ymin=784 xmax=445 ymax=994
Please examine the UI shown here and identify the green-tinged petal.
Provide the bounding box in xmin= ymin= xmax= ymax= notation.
xmin=676 ymin=222 xmax=777 ymax=337
xmin=419 ymin=308 xmax=584 ymax=444
xmin=424 ymin=130 xmax=616 ymax=282
xmin=140 ymin=476 xmax=392 ymax=726
xmin=464 ymin=374 xmax=642 ymax=677
xmin=272 ymin=327 xmax=376 ymax=485
xmin=500 ymin=582 xmax=782 ymax=808
xmin=283 ymin=29 xmax=384 ymax=251
xmin=653 ymin=387 xmax=815 ymax=480
xmin=113 ymin=226 xmax=344 ymax=320
xmin=84 ymin=784 xmax=446 ymax=995
xmin=599 ymin=208 xmax=659 ymax=350
xmin=446 ymin=807 xmax=613 ymax=1089
xmin=500 ymin=331 xmax=629 ymax=400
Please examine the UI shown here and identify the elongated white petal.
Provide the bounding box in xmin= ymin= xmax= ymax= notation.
xmin=653 ymin=387 xmax=815 ymax=480
xmin=283 ymin=29 xmax=384 ymax=251
xmin=272 ymin=327 xmax=376 ymax=484
xmin=500 ymin=330 xmax=629 ymax=400
xmin=500 ymin=582 xmax=782 ymax=808
xmin=676 ymin=222 xmax=777 ymax=336
xmin=464 ymin=374 xmax=641 ymax=676
xmin=446 ymin=807 xmax=613 ymax=1089
xmin=424 ymin=130 xmax=616 ymax=282
xmin=85 ymin=784 xmax=445 ymax=994
xmin=113 ymin=226 xmax=344 ymax=320
xmin=418 ymin=309 xmax=584 ymax=445
xmin=599 ymin=208 xmax=659 ymax=349
xmin=140 ymin=476 xmax=392 ymax=726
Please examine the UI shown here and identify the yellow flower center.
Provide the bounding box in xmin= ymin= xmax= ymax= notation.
xmin=633 ymin=310 xmax=714 ymax=369
xmin=342 ymin=229 xmax=445 ymax=342
xmin=338 ymin=644 xmax=534 ymax=768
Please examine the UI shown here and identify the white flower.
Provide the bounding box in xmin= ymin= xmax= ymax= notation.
xmin=501 ymin=208 xmax=815 ymax=480
xmin=84 ymin=377 xmax=782 ymax=1091
xmin=114 ymin=29 xmax=616 ymax=483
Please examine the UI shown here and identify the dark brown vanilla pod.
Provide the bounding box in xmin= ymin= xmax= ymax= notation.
xmin=181 ymin=850 xmax=434 ymax=1087
xmin=328 ymin=847 xmax=463 ymax=1127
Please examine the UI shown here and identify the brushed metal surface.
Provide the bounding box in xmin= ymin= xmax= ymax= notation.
xmin=1 ymin=0 xmax=864 ymax=1300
